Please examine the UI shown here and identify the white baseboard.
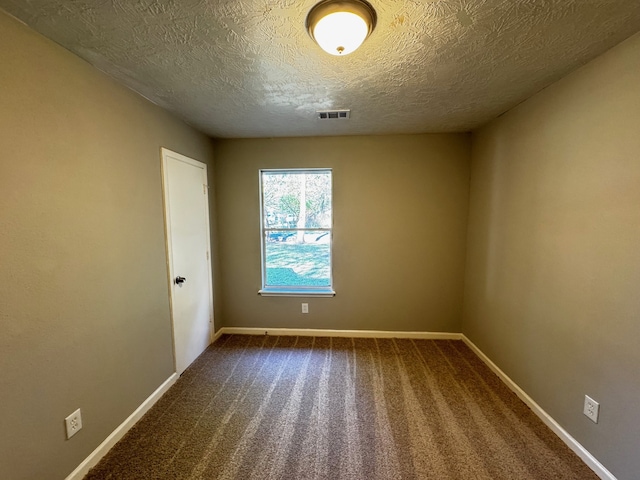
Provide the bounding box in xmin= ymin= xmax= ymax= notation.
xmin=65 ymin=373 xmax=179 ymax=480
xmin=218 ymin=326 xmax=462 ymax=340
xmin=461 ymin=335 xmax=616 ymax=480
xmin=211 ymin=328 xmax=225 ymax=343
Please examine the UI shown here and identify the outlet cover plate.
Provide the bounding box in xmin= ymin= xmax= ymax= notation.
xmin=65 ymin=408 xmax=83 ymax=439
xmin=302 ymin=303 xmax=309 ymax=314
xmin=583 ymin=395 xmax=599 ymax=423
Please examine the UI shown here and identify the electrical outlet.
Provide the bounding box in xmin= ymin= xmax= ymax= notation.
xmin=301 ymin=303 xmax=309 ymax=314
xmin=65 ymin=408 xmax=83 ymax=439
xmin=583 ymin=395 xmax=600 ymax=423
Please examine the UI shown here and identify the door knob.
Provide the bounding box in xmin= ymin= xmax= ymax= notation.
xmin=175 ymin=276 xmax=186 ymax=285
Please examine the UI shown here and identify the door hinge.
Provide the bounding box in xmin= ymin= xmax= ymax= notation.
xmin=206 ymin=251 xmax=209 ymax=260
xmin=203 ymin=184 xmax=206 ymax=194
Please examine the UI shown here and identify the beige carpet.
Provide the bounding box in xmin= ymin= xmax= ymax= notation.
xmin=85 ymin=335 xmax=598 ymax=479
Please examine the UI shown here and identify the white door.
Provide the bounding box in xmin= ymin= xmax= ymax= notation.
xmin=161 ymin=148 xmax=214 ymax=375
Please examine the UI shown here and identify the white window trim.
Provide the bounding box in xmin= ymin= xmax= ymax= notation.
xmin=258 ymin=168 xmax=334 ymax=297
xmin=258 ymin=287 xmax=336 ymax=297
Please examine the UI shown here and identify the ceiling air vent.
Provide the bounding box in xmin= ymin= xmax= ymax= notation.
xmin=317 ymin=109 xmax=350 ymax=120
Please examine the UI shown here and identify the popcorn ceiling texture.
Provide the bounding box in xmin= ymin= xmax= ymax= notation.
xmin=2 ymin=0 xmax=640 ymax=138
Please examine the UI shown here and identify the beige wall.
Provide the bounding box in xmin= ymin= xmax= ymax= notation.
xmin=0 ymin=11 xmax=216 ymax=479
xmin=463 ymin=32 xmax=640 ymax=479
xmin=214 ymin=134 xmax=470 ymax=332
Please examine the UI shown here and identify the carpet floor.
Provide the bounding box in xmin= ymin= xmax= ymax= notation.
xmin=85 ymin=334 xmax=599 ymax=479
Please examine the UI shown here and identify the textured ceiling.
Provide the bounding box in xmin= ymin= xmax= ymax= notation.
xmin=2 ymin=0 xmax=640 ymax=138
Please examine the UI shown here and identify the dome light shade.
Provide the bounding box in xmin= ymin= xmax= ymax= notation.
xmin=306 ymin=0 xmax=377 ymax=56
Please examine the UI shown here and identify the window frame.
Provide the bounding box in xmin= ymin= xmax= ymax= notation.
xmin=258 ymin=168 xmax=335 ymax=297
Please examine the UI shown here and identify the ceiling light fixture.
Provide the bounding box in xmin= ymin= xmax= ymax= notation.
xmin=306 ymin=0 xmax=377 ymax=56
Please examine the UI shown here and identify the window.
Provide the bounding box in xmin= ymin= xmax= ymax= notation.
xmin=259 ymin=169 xmax=334 ymax=296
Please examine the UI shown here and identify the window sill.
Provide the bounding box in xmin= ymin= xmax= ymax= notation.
xmin=258 ymin=287 xmax=335 ymax=298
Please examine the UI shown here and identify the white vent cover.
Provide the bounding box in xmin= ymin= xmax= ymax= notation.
xmin=317 ymin=109 xmax=350 ymax=120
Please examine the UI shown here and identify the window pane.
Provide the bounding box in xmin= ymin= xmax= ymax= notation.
xmin=262 ymin=171 xmax=332 ymax=229
xmin=264 ymin=230 xmax=331 ymax=287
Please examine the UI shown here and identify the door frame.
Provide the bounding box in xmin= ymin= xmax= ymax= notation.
xmin=160 ymin=147 xmax=214 ymax=373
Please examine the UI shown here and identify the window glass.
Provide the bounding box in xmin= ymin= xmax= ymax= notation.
xmin=260 ymin=169 xmax=333 ymax=294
